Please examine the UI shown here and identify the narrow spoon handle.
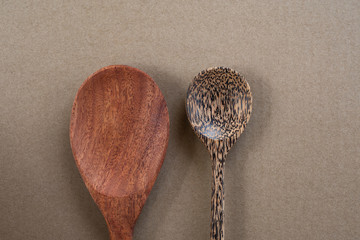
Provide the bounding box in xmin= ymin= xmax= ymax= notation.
xmin=210 ymin=146 xmax=227 ymax=240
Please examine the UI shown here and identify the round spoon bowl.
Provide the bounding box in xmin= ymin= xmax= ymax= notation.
xmin=186 ymin=67 xmax=252 ymax=142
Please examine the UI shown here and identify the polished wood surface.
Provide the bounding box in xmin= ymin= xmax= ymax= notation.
xmin=70 ymin=65 xmax=169 ymax=240
xmin=186 ymin=67 xmax=252 ymax=240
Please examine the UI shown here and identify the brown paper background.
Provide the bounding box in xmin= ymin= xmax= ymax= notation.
xmin=1 ymin=1 xmax=359 ymax=239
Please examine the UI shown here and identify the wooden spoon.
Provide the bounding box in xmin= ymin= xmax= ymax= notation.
xmin=186 ymin=67 xmax=252 ymax=240
xmin=70 ymin=65 xmax=169 ymax=240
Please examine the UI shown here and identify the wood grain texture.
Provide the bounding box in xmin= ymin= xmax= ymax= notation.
xmin=70 ymin=65 xmax=169 ymax=240
xmin=186 ymin=67 xmax=252 ymax=240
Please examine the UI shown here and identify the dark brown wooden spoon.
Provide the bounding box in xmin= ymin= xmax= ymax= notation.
xmin=186 ymin=67 xmax=252 ymax=240
xmin=70 ymin=65 xmax=169 ymax=240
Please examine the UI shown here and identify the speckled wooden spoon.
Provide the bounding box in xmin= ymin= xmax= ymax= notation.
xmin=186 ymin=67 xmax=252 ymax=240
xmin=70 ymin=65 xmax=169 ymax=240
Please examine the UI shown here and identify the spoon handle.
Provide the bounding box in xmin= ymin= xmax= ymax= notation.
xmin=91 ymin=193 xmax=134 ymax=240
xmin=210 ymin=147 xmax=226 ymax=240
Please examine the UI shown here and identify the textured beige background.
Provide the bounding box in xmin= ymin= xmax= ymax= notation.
xmin=1 ymin=0 xmax=359 ymax=239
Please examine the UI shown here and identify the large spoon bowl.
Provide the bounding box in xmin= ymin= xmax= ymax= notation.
xmin=70 ymin=65 xmax=169 ymax=240
xmin=186 ymin=67 xmax=252 ymax=240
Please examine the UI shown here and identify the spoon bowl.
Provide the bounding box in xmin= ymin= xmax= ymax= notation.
xmin=70 ymin=65 xmax=169 ymax=240
xmin=186 ymin=67 xmax=252 ymax=240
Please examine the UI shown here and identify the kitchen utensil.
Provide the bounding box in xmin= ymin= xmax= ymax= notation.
xmin=70 ymin=65 xmax=169 ymax=240
xmin=186 ymin=67 xmax=252 ymax=240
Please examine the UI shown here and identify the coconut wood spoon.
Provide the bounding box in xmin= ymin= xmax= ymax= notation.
xmin=70 ymin=65 xmax=169 ymax=240
xmin=186 ymin=67 xmax=252 ymax=240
